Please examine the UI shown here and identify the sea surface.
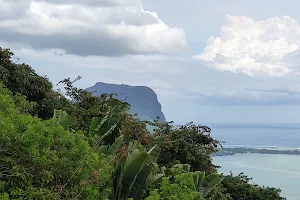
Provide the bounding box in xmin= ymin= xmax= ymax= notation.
xmin=209 ymin=123 xmax=300 ymax=200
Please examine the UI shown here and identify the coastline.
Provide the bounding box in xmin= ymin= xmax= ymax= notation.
xmin=213 ymin=146 xmax=300 ymax=157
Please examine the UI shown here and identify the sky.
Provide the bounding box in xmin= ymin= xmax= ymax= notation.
xmin=1 ymin=0 xmax=300 ymax=124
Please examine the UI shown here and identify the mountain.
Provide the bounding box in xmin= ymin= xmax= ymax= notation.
xmin=86 ymin=82 xmax=166 ymax=122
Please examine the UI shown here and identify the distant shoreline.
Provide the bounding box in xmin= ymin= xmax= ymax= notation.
xmin=212 ymin=147 xmax=300 ymax=157
xmin=207 ymin=122 xmax=300 ymax=130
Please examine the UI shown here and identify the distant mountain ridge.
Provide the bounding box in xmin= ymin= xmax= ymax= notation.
xmin=86 ymin=82 xmax=166 ymax=122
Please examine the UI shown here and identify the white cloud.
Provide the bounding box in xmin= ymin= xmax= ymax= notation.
xmin=4 ymin=45 xmax=300 ymax=114
xmin=0 ymin=0 xmax=187 ymax=56
xmin=194 ymin=15 xmax=300 ymax=76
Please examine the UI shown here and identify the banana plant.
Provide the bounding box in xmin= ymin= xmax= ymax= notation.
xmin=89 ymin=105 xmax=124 ymax=145
xmin=99 ymin=135 xmax=125 ymax=158
xmin=53 ymin=109 xmax=77 ymax=130
xmin=170 ymin=163 xmax=191 ymax=175
xmin=146 ymin=163 xmax=166 ymax=187
xmin=193 ymin=171 xmax=223 ymax=197
xmin=164 ymin=164 xmax=223 ymax=197
xmin=113 ymin=142 xmax=161 ymax=200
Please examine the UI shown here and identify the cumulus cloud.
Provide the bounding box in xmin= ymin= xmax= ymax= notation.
xmin=194 ymin=15 xmax=300 ymax=76
xmin=0 ymin=0 xmax=186 ymax=56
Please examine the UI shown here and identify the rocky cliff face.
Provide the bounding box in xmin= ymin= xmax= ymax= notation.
xmin=86 ymin=82 xmax=166 ymax=122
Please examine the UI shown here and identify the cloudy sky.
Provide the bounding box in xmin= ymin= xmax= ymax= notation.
xmin=1 ymin=0 xmax=300 ymax=124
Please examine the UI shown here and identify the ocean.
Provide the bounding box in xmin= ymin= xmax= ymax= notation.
xmin=209 ymin=124 xmax=300 ymax=200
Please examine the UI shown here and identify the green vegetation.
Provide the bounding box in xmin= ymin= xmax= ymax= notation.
xmin=221 ymin=173 xmax=284 ymax=200
xmin=0 ymin=84 xmax=113 ymax=199
xmin=0 ymin=47 xmax=286 ymax=199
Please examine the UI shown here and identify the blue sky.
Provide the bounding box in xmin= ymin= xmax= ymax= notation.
xmin=1 ymin=0 xmax=300 ymax=124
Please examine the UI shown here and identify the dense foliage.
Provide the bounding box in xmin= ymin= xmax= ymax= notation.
xmin=220 ymin=173 xmax=284 ymax=200
xmin=152 ymin=122 xmax=220 ymax=173
xmin=146 ymin=173 xmax=205 ymax=200
xmin=0 ymin=85 xmax=113 ymax=199
xmin=146 ymin=164 xmax=223 ymax=200
xmin=0 ymin=47 xmax=286 ymax=200
xmin=0 ymin=47 xmax=72 ymax=119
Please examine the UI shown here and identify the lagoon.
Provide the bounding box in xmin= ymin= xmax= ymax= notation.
xmin=209 ymin=124 xmax=300 ymax=200
xmin=213 ymin=154 xmax=300 ymax=200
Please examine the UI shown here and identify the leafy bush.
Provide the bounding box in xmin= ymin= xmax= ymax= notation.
xmin=0 ymin=85 xmax=113 ymax=199
xmin=145 ymin=164 xmax=223 ymax=200
xmin=146 ymin=173 xmax=205 ymax=200
xmin=220 ymin=173 xmax=285 ymax=200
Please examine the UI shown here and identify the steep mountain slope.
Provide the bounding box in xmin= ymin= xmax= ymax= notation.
xmin=86 ymin=82 xmax=166 ymax=122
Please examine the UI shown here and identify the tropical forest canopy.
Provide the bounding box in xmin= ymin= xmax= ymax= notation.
xmin=0 ymin=47 xmax=285 ymax=199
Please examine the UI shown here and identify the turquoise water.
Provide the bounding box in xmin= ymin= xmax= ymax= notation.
xmin=209 ymin=124 xmax=300 ymax=200
xmin=210 ymin=124 xmax=300 ymax=148
xmin=214 ymin=154 xmax=300 ymax=200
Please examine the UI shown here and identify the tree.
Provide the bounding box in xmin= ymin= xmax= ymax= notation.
xmin=57 ymin=77 xmax=130 ymax=134
xmin=152 ymin=121 xmax=220 ymax=173
xmin=112 ymin=142 xmax=161 ymax=200
xmin=0 ymin=47 xmax=73 ymax=119
xmin=220 ymin=172 xmax=285 ymax=200
xmin=0 ymin=47 xmax=131 ymax=130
